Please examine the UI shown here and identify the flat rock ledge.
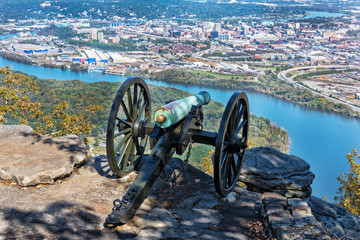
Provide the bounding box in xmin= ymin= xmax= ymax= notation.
xmin=239 ymin=147 xmax=315 ymax=198
xmin=0 ymin=125 xmax=87 ymax=186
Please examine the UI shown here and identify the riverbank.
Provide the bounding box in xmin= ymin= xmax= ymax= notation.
xmin=0 ymin=50 xmax=87 ymax=72
xmin=150 ymin=69 xmax=360 ymax=119
xmin=2 ymin=48 xmax=359 ymax=120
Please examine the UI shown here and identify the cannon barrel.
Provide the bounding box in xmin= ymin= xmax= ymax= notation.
xmin=154 ymin=91 xmax=211 ymax=128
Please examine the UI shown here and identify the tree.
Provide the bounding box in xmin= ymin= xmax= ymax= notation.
xmin=202 ymin=149 xmax=214 ymax=175
xmin=335 ymin=149 xmax=360 ymax=215
xmin=0 ymin=66 xmax=41 ymax=124
xmin=38 ymin=24 xmax=77 ymax=40
xmin=35 ymin=101 xmax=103 ymax=137
xmin=0 ymin=66 xmax=103 ymax=137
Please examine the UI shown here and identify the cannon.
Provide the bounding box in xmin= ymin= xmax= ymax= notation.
xmin=105 ymin=77 xmax=249 ymax=227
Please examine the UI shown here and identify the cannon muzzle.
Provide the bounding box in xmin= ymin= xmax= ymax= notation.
xmin=154 ymin=91 xmax=211 ymax=128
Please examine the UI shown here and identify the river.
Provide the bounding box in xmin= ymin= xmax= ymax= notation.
xmin=303 ymin=11 xmax=345 ymax=19
xmin=0 ymin=33 xmax=19 ymax=40
xmin=1 ymin=56 xmax=360 ymax=202
xmin=267 ymin=11 xmax=345 ymax=22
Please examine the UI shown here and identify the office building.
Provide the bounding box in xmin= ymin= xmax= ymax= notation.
xmin=91 ymin=30 xmax=98 ymax=40
xmin=214 ymin=23 xmax=221 ymax=33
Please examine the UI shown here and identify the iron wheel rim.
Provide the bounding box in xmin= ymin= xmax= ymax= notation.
xmin=106 ymin=77 xmax=151 ymax=177
xmin=214 ymin=92 xmax=249 ymax=197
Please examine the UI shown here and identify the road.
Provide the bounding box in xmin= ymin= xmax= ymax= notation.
xmin=277 ymin=65 xmax=360 ymax=112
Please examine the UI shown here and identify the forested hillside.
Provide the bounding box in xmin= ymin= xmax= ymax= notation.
xmin=32 ymin=76 xmax=288 ymax=165
xmin=1 ymin=69 xmax=288 ymax=170
xmin=0 ymin=0 xmax=304 ymax=21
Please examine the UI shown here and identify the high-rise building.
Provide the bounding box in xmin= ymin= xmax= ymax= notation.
xmin=214 ymin=23 xmax=221 ymax=33
xmin=210 ymin=31 xmax=219 ymax=38
xmin=98 ymin=32 xmax=104 ymax=42
xmin=91 ymin=30 xmax=98 ymax=40
xmin=241 ymin=26 xmax=250 ymax=35
xmin=164 ymin=25 xmax=171 ymax=35
xmin=171 ymin=24 xmax=179 ymax=32
xmin=218 ymin=34 xmax=230 ymax=41
xmin=203 ymin=22 xmax=215 ymax=32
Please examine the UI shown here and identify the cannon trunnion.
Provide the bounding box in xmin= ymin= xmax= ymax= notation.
xmin=105 ymin=77 xmax=249 ymax=227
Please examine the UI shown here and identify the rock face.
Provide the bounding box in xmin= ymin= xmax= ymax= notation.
xmin=261 ymin=192 xmax=330 ymax=240
xmin=239 ymin=147 xmax=315 ymax=198
xmin=0 ymin=125 xmax=87 ymax=186
xmin=308 ymin=196 xmax=360 ymax=239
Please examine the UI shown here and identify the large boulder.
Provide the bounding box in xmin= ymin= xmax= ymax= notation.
xmin=239 ymin=147 xmax=315 ymax=198
xmin=0 ymin=125 xmax=87 ymax=186
xmin=0 ymin=124 xmax=33 ymax=138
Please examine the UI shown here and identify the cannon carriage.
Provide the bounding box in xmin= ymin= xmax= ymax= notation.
xmin=105 ymin=77 xmax=249 ymax=227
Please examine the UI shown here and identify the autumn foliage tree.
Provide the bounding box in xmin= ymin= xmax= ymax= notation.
xmin=0 ymin=66 xmax=42 ymax=124
xmin=0 ymin=66 xmax=103 ymax=137
xmin=335 ymin=149 xmax=360 ymax=216
xmin=202 ymin=149 xmax=214 ymax=175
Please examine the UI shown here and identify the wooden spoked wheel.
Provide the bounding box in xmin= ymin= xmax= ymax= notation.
xmin=106 ymin=77 xmax=151 ymax=177
xmin=214 ymin=92 xmax=249 ymax=197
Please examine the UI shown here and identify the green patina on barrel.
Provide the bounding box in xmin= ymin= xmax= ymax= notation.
xmin=154 ymin=91 xmax=211 ymax=128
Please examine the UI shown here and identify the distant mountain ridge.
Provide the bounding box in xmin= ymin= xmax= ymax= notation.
xmin=0 ymin=0 xmax=314 ymax=20
xmin=1 ymin=0 xmax=352 ymax=22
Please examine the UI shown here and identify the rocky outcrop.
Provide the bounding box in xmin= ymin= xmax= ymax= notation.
xmin=260 ymin=192 xmax=360 ymax=239
xmin=239 ymin=147 xmax=315 ymax=198
xmin=0 ymin=125 xmax=87 ymax=186
xmin=0 ymin=124 xmax=33 ymax=138
xmin=261 ymin=192 xmax=330 ymax=239
xmin=1 ymin=129 xmax=359 ymax=239
xmin=127 ymin=156 xmax=265 ymax=240
xmin=0 ymin=156 xmax=265 ymax=239
xmin=308 ymin=196 xmax=360 ymax=239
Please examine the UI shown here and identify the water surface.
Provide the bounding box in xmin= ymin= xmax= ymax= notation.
xmin=1 ymin=55 xmax=359 ymax=202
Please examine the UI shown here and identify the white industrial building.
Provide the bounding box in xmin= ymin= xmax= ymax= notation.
xmin=108 ymin=52 xmax=136 ymax=64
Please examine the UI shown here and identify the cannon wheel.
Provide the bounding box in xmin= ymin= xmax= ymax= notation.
xmin=214 ymin=92 xmax=249 ymax=197
xmin=106 ymin=77 xmax=151 ymax=177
